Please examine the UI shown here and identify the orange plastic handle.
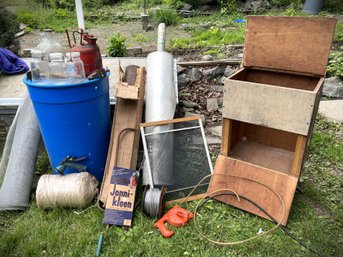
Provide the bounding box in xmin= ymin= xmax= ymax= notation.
xmin=154 ymin=219 xmax=174 ymax=238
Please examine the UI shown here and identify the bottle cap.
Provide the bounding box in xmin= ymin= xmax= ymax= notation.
xmin=65 ymin=52 xmax=72 ymax=60
xmin=71 ymin=52 xmax=81 ymax=58
xmin=31 ymin=50 xmax=43 ymax=58
xmin=48 ymin=52 xmax=64 ymax=62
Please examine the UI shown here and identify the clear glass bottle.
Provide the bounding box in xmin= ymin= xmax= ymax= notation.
xmin=30 ymin=49 xmax=50 ymax=84
xmin=71 ymin=52 xmax=86 ymax=82
xmin=48 ymin=52 xmax=66 ymax=84
xmin=37 ymin=29 xmax=63 ymax=59
xmin=65 ymin=52 xmax=86 ymax=83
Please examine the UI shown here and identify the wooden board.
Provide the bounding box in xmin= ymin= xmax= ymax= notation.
xmin=99 ymin=67 xmax=146 ymax=208
xmin=208 ymin=155 xmax=298 ymax=225
xmin=244 ymin=16 xmax=336 ymax=76
xmin=223 ymin=79 xmax=316 ymax=135
xmin=230 ymin=140 xmax=294 ymax=175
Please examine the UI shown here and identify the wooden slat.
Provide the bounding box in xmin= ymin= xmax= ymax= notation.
xmin=290 ymin=135 xmax=307 ymax=177
xmin=244 ymin=16 xmax=336 ymax=76
xmin=221 ymin=118 xmax=231 ymax=156
xmin=140 ymin=116 xmax=200 ymax=128
xmin=99 ymin=67 xmax=146 ymax=207
xmin=208 ymin=155 xmax=298 ymax=225
xmin=177 ymin=59 xmax=241 ymax=67
xmin=223 ymin=79 xmax=316 ymax=135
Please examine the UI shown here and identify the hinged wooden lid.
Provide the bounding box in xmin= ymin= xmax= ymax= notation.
xmin=243 ymin=16 xmax=336 ymax=76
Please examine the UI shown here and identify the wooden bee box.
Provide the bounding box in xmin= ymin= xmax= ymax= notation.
xmin=209 ymin=16 xmax=336 ymax=225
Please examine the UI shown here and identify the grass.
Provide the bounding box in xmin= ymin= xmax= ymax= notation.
xmin=0 ymin=116 xmax=342 ymax=257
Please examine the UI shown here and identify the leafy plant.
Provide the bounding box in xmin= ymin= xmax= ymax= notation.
xmin=334 ymin=21 xmax=343 ymax=43
xmin=327 ymin=48 xmax=343 ymax=79
xmin=170 ymin=25 xmax=245 ymax=49
xmin=107 ymin=33 xmax=128 ymax=57
xmin=17 ymin=9 xmax=39 ymax=29
xmin=0 ymin=8 xmax=20 ymax=51
xmin=219 ymin=0 xmax=237 ymax=14
xmin=150 ymin=9 xmax=179 ymax=26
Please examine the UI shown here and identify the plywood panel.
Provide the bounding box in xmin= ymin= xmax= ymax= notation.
xmin=223 ymin=80 xmax=316 ymax=135
xmin=208 ymin=155 xmax=298 ymax=225
xmin=230 ymin=140 xmax=294 ymax=175
xmin=244 ymin=16 xmax=336 ymax=76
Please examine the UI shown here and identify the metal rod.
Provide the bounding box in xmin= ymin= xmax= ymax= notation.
xmin=140 ymin=127 xmax=155 ymax=188
xmin=199 ymin=118 xmax=214 ymax=173
xmin=144 ymin=125 xmax=201 ymax=136
xmin=166 ymin=183 xmax=210 ymax=194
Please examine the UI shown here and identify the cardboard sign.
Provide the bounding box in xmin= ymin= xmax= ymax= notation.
xmin=103 ymin=167 xmax=137 ymax=227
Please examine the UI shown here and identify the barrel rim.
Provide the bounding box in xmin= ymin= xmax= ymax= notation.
xmin=23 ymin=72 xmax=110 ymax=89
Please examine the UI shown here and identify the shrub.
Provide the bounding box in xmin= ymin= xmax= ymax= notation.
xmin=17 ymin=9 xmax=39 ymax=29
xmin=0 ymin=8 xmax=20 ymax=52
xmin=107 ymin=33 xmax=128 ymax=57
xmin=150 ymin=9 xmax=179 ymax=26
xmin=219 ymin=0 xmax=237 ymax=14
xmin=327 ymin=48 xmax=343 ymax=79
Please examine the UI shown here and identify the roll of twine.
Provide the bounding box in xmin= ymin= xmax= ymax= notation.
xmin=36 ymin=172 xmax=98 ymax=210
xmin=143 ymin=187 xmax=163 ymax=217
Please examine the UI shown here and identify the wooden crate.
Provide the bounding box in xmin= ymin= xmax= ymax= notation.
xmin=208 ymin=16 xmax=336 ymax=225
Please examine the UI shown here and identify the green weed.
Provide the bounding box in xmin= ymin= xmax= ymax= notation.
xmin=327 ymin=47 xmax=343 ymax=79
xmin=107 ymin=33 xmax=128 ymax=57
xmin=150 ymin=9 xmax=180 ymax=26
xmin=170 ymin=25 xmax=245 ymax=49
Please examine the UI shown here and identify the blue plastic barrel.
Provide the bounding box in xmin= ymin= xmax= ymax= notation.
xmin=24 ymin=74 xmax=111 ymax=181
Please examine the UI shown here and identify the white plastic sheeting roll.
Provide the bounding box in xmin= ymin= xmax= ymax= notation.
xmin=36 ymin=172 xmax=98 ymax=210
xmin=143 ymin=51 xmax=177 ymax=186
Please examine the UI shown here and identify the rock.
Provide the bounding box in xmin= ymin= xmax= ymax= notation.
xmin=205 ymin=136 xmax=221 ymax=145
xmin=146 ymin=25 xmax=154 ymax=31
xmin=224 ymin=66 xmax=235 ymax=77
xmin=182 ymin=107 xmax=194 ymax=113
xmin=22 ymin=49 xmax=32 ymax=57
xmin=181 ymin=23 xmax=191 ymax=30
xmin=199 ymin=5 xmax=213 ymax=12
xmin=15 ymin=30 xmax=26 ymax=38
xmin=207 ymin=98 xmax=219 ymax=111
xmin=19 ymin=23 xmax=27 ymax=31
xmin=202 ymin=55 xmax=213 ymax=61
xmin=178 ymin=73 xmax=190 ymax=87
xmin=237 ymin=53 xmax=244 ymax=58
xmin=212 ymin=85 xmax=224 ymax=92
xmin=199 ymin=22 xmax=213 ymax=29
xmin=177 ymin=65 xmax=187 ymax=74
xmin=207 ymin=126 xmax=222 ymax=137
xmin=203 ymin=66 xmax=226 ymax=81
xmin=181 ymin=3 xmax=192 ymax=11
xmin=182 ymin=100 xmax=199 ymax=108
xmin=127 ymin=47 xmax=143 ymax=56
xmin=190 ymin=68 xmax=202 ymax=82
xmin=218 ymin=108 xmax=222 ymax=114
xmin=245 ymin=0 xmax=271 ymax=13
xmin=220 ymin=76 xmax=227 ymax=84
xmin=323 ymin=77 xmax=343 ymax=98
xmin=184 ymin=112 xmax=206 ymax=124
xmin=319 ymin=100 xmax=343 ymax=123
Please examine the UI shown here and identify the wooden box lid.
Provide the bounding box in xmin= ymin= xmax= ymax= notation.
xmin=243 ymin=16 xmax=336 ymax=76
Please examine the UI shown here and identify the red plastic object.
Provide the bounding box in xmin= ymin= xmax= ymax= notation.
xmin=71 ymin=34 xmax=103 ymax=77
xmin=154 ymin=206 xmax=194 ymax=238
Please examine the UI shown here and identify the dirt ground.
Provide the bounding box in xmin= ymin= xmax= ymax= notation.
xmin=18 ymin=22 xmax=191 ymax=57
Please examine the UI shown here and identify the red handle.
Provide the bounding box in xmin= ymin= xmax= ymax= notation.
xmin=154 ymin=219 xmax=174 ymax=238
